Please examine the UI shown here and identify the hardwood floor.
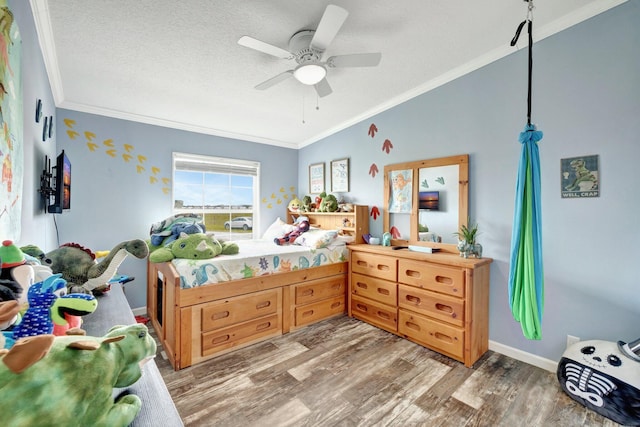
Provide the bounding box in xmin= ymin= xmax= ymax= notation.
xmin=152 ymin=316 xmax=620 ymax=426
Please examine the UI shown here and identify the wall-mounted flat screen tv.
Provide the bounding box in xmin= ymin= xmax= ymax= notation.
xmin=48 ymin=150 xmax=71 ymax=213
xmin=418 ymin=191 xmax=439 ymax=210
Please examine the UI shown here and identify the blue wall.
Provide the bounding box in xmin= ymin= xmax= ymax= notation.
xmin=11 ymin=0 xmax=58 ymax=249
xmin=299 ymin=2 xmax=640 ymax=362
xmin=16 ymin=0 xmax=640 ymax=363
xmin=53 ymin=111 xmax=298 ymax=308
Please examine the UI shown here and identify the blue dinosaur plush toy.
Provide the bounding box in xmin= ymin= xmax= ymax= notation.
xmin=6 ymin=274 xmax=97 ymax=345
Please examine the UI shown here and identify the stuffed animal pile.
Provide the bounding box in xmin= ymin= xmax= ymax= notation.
xmin=0 ymin=239 xmax=150 ymax=427
xmin=0 ymin=323 xmax=156 ymax=427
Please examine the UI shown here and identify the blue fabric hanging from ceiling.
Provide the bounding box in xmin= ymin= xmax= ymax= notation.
xmin=508 ymin=3 xmax=544 ymax=340
xmin=509 ymin=124 xmax=544 ymax=340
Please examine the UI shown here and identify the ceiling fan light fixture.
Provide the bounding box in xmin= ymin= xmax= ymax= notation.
xmin=294 ymin=63 xmax=326 ymax=85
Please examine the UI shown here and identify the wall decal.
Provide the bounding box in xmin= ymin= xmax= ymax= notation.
xmin=368 ymin=123 xmax=378 ymax=138
xmin=370 ymin=206 xmax=380 ymax=220
xmin=382 ymin=139 xmax=393 ymax=154
xmin=369 ymin=163 xmax=378 ymax=178
xmin=48 ymin=116 xmax=53 ymax=138
xmin=42 ymin=116 xmax=48 ymax=142
xmin=63 ymin=118 xmax=171 ymax=195
xmin=35 ymin=99 xmax=42 ymax=123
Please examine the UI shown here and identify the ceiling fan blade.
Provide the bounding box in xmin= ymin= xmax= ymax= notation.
xmin=326 ymin=53 xmax=382 ymax=68
xmin=314 ymin=78 xmax=333 ymax=98
xmin=238 ymin=36 xmax=293 ymax=60
xmin=310 ymin=5 xmax=348 ymax=52
xmin=255 ymin=70 xmax=294 ymax=90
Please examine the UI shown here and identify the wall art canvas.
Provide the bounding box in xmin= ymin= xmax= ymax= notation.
xmin=0 ymin=2 xmax=23 ymax=241
xmin=309 ymin=162 xmax=325 ymax=194
xmin=561 ymin=155 xmax=599 ymax=198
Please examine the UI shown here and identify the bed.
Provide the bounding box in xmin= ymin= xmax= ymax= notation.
xmin=146 ymin=206 xmax=369 ymax=370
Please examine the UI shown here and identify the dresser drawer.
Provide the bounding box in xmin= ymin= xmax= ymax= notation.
xmin=398 ymin=259 xmax=465 ymax=297
xmin=351 ymin=295 xmax=397 ymax=332
xmin=398 ymin=284 xmax=464 ymax=327
xmin=295 ymin=295 xmax=345 ymax=327
xmin=201 ymin=289 xmax=279 ymax=331
xmin=201 ymin=314 xmax=280 ymax=356
xmin=351 ymin=273 xmax=397 ymax=306
xmin=294 ymin=276 xmax=346 ymax=305
xmin=398 ymin=309 xmax=464 ymax=360
xmin=351 ymin=252 xmax=397 ymax=282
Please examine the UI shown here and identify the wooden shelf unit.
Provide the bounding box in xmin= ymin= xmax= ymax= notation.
xmin=287 ymin=205 xmax=370 ymax=244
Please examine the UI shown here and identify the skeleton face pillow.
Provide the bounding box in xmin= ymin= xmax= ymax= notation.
xmin=557 ymin=339 xmax=640 ymax=425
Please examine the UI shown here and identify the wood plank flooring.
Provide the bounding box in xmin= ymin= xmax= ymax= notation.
xmin=152 ymin=316 xmax=620 ymax=426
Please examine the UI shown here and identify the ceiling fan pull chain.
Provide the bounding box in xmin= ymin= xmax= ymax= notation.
xmin=302 ymin=96 xmax=306 ymax=124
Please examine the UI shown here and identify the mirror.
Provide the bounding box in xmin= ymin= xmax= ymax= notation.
xmin=383 ymin=154 xmax=469 ymax=250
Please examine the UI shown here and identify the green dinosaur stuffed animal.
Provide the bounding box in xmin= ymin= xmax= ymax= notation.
xmin=149 ymin=232 xmax=239 ymax=263
xmin=319 ymin=193 xmax=339 ymax=212
xmin=0 ymin=323 xmax=156 ymax=427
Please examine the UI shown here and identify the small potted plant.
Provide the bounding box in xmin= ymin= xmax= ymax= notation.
xmin=454 ymin=219 xmax=482 ymax=258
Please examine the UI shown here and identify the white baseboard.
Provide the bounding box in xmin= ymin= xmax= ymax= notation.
xmin=131 ymin=306 xmax=147 ymax=316
xmin=489 ymin=340 xmax=558 ymax=373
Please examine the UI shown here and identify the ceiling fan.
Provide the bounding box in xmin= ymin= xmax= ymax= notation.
xmin=238 ymin=4 xmax=381 ymax=97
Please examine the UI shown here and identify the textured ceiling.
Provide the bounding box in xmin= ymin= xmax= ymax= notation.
xmin=32 ymin=0 xmax=625 ymax=149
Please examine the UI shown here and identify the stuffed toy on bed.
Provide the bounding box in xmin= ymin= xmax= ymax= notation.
xmin=0 ymin=323 xmax=156 ymax=427
xmin=149 ymin=232 xmax=239 ymax=263
xmin=274 ymin=219 xmax=310 ymax=245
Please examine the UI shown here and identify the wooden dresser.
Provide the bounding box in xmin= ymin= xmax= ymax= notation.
xmin=348 ymin=244 xmax=492 ymax=367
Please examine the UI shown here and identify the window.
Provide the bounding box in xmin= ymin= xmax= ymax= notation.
xmin=173 ymin=153 xmax=260 ymax=241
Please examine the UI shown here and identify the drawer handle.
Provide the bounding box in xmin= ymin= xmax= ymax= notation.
xmin=301 ymin=289 xmax=314 ymax=297
xmin=405 ymin=295 xmax=421 ymax=305
xmin=405 ymin=269 xmax=421 ymax=278
xmin=211 ymin=334 xmax=230 ymax=345
xmin=377 ymin=288 xmax=390 ymax=296
xmin=405 ymin=321 xmax=420 ymax=331
xmin=356 ymin=260 xmax=368 ymax=267
xmin=301 ymin=310 xmax=314 ymax=318
xmin=256 ymin=321 xmax=272 ymax=331
xmin=435 ymin=303 xmax=454 ymax=315
xmin=356 ymin=282 xmax=368 ymax=290
xmin=330 ymin=302 xmax=342 ymax=309
xmin=211 ymin=310 xmax=230 ymax=320
xmin=256 ymin=301 xmax=271 ymax=310
xmin=356 ymin=303 xmax=368 ymax=313
xmin=435 ymin=275 xmax=453 ymax=285
xmin=432 ymin=332 xmax=454 ymax=343
xmin=377 ymin=311 xmax=390 ymax=320
xmin=375 ymin=264 xmax=390 ymax=272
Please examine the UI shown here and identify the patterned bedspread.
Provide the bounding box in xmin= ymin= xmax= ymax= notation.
xmin=171 ymin=239 xmax=348 ymax=288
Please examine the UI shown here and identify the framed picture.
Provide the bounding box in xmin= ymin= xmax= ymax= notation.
xmin=309 ymin=162 xmax=325 ymax=194
xmin=561 ymin=155 xmax=599 ymax=198
xmin=388 ymin=169 xmax=413 ymax=213
xmin=331 ymin=158 xmax=349 ymax=192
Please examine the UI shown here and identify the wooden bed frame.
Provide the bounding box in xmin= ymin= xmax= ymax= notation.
xmin=146 ymin=206 xmax=369 ymax=370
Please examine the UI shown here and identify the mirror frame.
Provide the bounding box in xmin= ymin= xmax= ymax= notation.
xmin=383 ymin=154 xmax=469 ymax=252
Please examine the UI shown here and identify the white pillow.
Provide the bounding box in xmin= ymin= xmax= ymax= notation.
xmin=262 ymin=218 xmax=294 ymax=240
xmin=294 ymin=229 xmax=338 ymax=249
